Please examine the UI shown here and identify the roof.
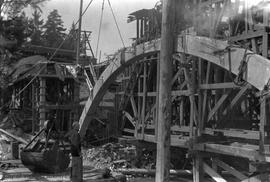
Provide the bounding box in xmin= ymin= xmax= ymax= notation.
xmin=11 ymin=55 xmax=48 ymax=82
xmin=10 ymin=55 xmax=81 ymax=83
xmin=127 ymin=9 xmax=154 ymax=23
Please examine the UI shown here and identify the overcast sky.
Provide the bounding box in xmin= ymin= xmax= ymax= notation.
xmin=34 ymin=0 xmax=158 ymax=61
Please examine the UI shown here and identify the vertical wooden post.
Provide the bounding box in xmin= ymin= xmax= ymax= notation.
xmin=141 ymin=61 xmax=147 ymax=139
xmin=179 ymin=100 xmax=184 ymax=126
xmin=137 ymin=19 xmax=140 ymax=39
xmin=198 ymin=58 xmax=203 ymax=136
xmin=39 ymin=78 xmax=46 ymax=130
xmin=260 ymin=95 xmax=266 ymax=153
xmin=262 ymin=32 xmax=268 ymax=58
xmin=135 ymin=67 xmax=142 ymax=138
xmin=74 ymin=82 xmax=80 ymax=122
xmin=155 ymin=53 xmax=160 ymax=140
xmin=155 ymin=0 xmax=175 ymax=181
xmin=193 ymin=1 xmax=204 ymax=181
xmin=140 ymin=19 xmax=144 ymax=38
xmin=32 ymin=82 xmax=36 ymax=133
xmin=76 ymin=0 xmax=83 ymax=65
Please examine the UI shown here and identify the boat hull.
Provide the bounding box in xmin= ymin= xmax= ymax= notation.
xmin=20 ymin=149 xmax=70 ymax=173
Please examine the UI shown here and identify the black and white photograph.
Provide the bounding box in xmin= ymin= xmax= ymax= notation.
xmin=0 ymin=0 xmax=269 ymax=181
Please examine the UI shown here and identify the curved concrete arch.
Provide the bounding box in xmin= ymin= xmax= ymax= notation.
xmin=79 ymin=35 xmax=270 ymax=137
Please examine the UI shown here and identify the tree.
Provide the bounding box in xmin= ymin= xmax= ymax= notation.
xmin=63 ymin=22 xmax=76 ymax=50
xmin=0 ymin=0 xmax=48 ymax=19
xmin=29 ymin=10 xmax=44 ymax=45
xmin=2 ymin=12 xmax=30 ymax=47
xmin=42 ymin=9 xmax=66 ymax=48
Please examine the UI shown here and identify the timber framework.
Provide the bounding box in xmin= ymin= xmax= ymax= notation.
xmin=78 ymin=0 xmax=270 ymax=181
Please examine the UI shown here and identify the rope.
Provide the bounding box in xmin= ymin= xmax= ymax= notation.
xmin=107 ymin=0 xmax=126 ymax=48
xmin=95 ymin=0 xmax=105 ymax=58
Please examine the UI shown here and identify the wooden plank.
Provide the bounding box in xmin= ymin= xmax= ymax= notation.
xmin=202 ymin=62 xmax=211 ymax=123
xmin=229 ymin=29 xmax=266 ymax=42
xmin=196 ymin=143 xmax=262 ymax=162
xmin=222 ymin=84 xmax=249 ymax=115
xmin=207 ymin=92 xmax=230 ymax=122
xmin=137 ymin=90 xmax=190 ymax=96
xmin=144 ymin=103 xmax=156 ymax=124
xmin=171 ymin=68 xmax=182 ymax=86
xmin=198 ymin=58 xmax=203 ymax=135
xmin=135 ymin=71 xmax=142 ymax=138
xmin=31 ymin=83 xmax=36 ymax=133
xmin=203 ymin=162 xmax=227 ymax=182
xmin=155 ymin=0 xmax=175 ymax=180
xmin=189 ymin=59 xmax=196 ymax=137
xmin=141 ymin=62 xmax=147 ymax=138
xmin=123 ymin=128 xmax=135 ymax=134
xmin=183 ymin=62 xmax=198 ymax=125
xmin=179 ymin=100 xmax=184 ymax=126
xmin=155 ymin=53 xmax=160 ymax=140
xmin=0 ymin=129 xmax=28 ymax=144
xmin=115 ymin=168 xmax=192 ymax=176
xmin=241 ymin=176 xmax=265 ymax=182
xmin=130 ymin=96 xmax=138 ymax=117
xmin=193 ymin=154 xmax=204 ymax=182
xmin=122 ymin=111 xmax=135 ymax=126
xmin=251 ymin=38 xmax=258 ymax=54
xmin=204 ymin=128 xmax=259 ymax=140
xmin=260 ymin=95 xmax=266 ymax=152
xmin=214 ymin=159 xmax=247 ymax=181
xmin=39 ymin=78 xmax=46 ymax=130
xmin=200 ymin=82 xmax=239 ymax=89
xmin=263 ymin=4 xmax=269 ymax=27
xmin=262 ymin=33 xmax=268 ymax=57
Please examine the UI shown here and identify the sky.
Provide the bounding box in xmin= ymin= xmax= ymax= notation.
xmin=33 ymin=0 xmax=158 ymax=62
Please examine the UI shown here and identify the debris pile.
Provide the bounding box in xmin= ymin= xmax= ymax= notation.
xmin=0 ymin=141 xmax=11 ymax=160
xmin=0 ymin=110 xmax=33 ymax=161
xmin=83 ymin=143 xmax=138 ymax=169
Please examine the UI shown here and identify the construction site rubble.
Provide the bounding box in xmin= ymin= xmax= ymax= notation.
xmin=83 ymin=142 xmax=155 ymax=171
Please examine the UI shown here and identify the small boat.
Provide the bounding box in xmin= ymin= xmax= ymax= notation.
xmin=20 ymin=129 xmax=70 ymax=173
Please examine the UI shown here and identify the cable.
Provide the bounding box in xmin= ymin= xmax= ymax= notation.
xmin=95 ymin=0 xmax=105 ymax=58
xmin=107 ymin=0 xmax=126 ymax=48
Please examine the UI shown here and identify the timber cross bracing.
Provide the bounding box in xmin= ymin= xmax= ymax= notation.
xmin=78 ymin=0 xmax=270 ymax=181
xmin=79 ymin=34 xmax=270 ymax=136
xmin=78 ymin=33 xmax=270 ymax=181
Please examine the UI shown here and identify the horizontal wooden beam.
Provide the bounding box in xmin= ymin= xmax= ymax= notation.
xmin=136 ymin=90 xmax=190 ymax=97
xmin=199 ymin=82 xmax=240 ymax=90
xmin=195 ymin=143 xmax=270 ymax=162
xmin=204 ymin=128 xmax=259 ymax=140
xmin=229 ymin=30 xmax=267 ymax=42
xmin=40 ymin=104 xmax=80 ymax=109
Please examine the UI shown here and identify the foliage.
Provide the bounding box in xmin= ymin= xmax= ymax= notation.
xmin=42 ymin=9 xmax=66 ymax=48
xmin=0 ymin=0 xmax=48 ymax=19
xmin=63 ymin=22 xmax=76 ymax=50
xmin=28 ymin=10 xmax=44 ymax=45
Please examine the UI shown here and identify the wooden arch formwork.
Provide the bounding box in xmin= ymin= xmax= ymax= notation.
xmin=79 ymin=34 xmax=270 ymax=181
